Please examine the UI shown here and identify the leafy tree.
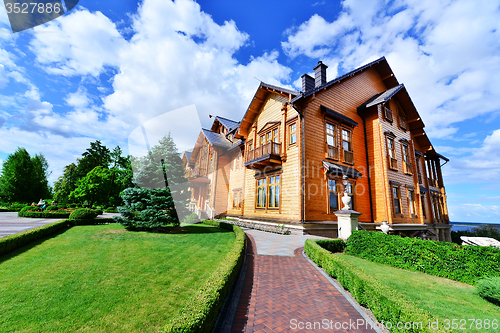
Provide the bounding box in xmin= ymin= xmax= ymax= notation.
xmin=53 ymin=162 xmax=79 ymax=203
xmin=76 ymin=140 xmax=111 ymax=180
xmin=0 ymin=147 xmax=51 ymax=203
xmin=53 ymin=141 xmax=134 ymax=205
xmin=69 ymin=166 xmax=113 ymax=207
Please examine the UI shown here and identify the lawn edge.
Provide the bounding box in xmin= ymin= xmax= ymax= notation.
xmin=163 ymin=220 xmax=245 ymax=333
xmin=304 ymin=239 xmax=451 ymax=333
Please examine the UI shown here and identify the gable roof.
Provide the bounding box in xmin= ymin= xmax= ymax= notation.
xmin=236 ymin=82 xmax=299 ymax=138
xmin=211 ymin=116 xmax=240 ymax=133
xmin=201 ymin=129 xmax=233 ymax=149
xmin=292 ymin=56 xmax=399 ymax=104
xmin=364 ymin=84 xmax=405 ymax=108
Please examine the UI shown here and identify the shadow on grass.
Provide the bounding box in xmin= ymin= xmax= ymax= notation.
xmin=0 ymin=227 xmax=71 ymax=265
xmin=125 ymin=224 xmax=232 ymax=235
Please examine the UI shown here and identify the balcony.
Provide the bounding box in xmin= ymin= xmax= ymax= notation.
xmin=403 ymin=161 xmax=413 ymax=175
xmin=187 ymin=166 xmax=210 ymax=183
xmin=343 ymin=150 xmax=354 ymax=164
xmin=327 ymin=145 xmax=339 ymax=160
xmin=245 ymin=142 xmax=282 ymax=169
xmin=428 ymin=177 xmax=439 ymax=187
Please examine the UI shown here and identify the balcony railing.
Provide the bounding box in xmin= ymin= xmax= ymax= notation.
xmin=389 ymin=157 xmax=398 ymax=170
xmin=384 ymin=107 xmax=393 ymax=122
xmin=246 ymin=142 xmax=282 ymax=162
xmin=343 ymin=150 xmax=354 ymax=164
xmin=428 ymin=177 xmax=438 ymax=187
xmin=403 ymin=161 xmax=413 ymax=175
xmin=327 ymin=145 xmax=339 ymax=160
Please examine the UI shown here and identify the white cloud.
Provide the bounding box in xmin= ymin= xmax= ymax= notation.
xmin=282 ymin=0 xmax=500 ymax=136
xmin=29 ymin=9 xmax=126 ymax=76
xmin=65 ymin=86 xmax=90 ymax=109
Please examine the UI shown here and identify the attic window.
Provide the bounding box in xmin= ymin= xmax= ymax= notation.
xmin=383 ymin=106 xmax=394 ymax=122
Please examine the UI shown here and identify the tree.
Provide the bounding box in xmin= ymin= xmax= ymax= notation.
xmin=114 ymin=187 xmax=179 ymax=229
xmin=76 ymin=140 xmax=111 ymax=180
xmin=0 ymin=147 xmax=51 ymax=203
xmin=117 ymin=133 xmax=190 ymax=228
xmin=53 ymin=162 xmax=79 ymax=203
xmin=69 ymin=166 xmax=113 ymax=207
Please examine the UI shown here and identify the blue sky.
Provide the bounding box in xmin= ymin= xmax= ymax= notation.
xmin=0 ymin=0 xmax=499 ymax=222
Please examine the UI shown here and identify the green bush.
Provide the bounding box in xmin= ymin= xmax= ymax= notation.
xmin=201 ymin=219 xmax=233 ymax=231
xmin=114 ymin=187 xmax=181 ymax=229
xmin=104 ymin=207 xmax=118 ymax=213
xmin=0 ymin=219 xmax=73 ymax=256
xmin=164 ymin=223 xmax=245 ymax=333
xmin=46 ymin=205 xmax=59 ymax=211
xmin=477 ymin=277 xmax=500 ymax=306
xmin=9 ymin=202 xmax=28 ymax=211
xmin=18 ymin=206 xmax=71 ymax=218
xmin=316 ymin=239 xmax=346 ymax=253
xmin=305 ymin=239 xmax=444 ymax=333
xmin=69 ymin=208 xmax=99 ymax=220
xmin=345 ymin=230 xmax=500 ymax=285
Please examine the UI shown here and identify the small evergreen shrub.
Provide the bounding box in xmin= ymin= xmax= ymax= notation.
xmin=477 ymin=276 xmax=500 ymax=306
xmin=346 ymin=230 xmax=500 ymax=285
xmin=114 ymin=187 xmax=181 ymax=229
xmin=69 ymin=208 xmax=99 ymax=220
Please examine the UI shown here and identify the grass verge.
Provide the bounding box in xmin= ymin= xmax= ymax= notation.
xmin=0 ymin=223 xmax=235 ymax=332
xmin=339 ymin=254 xmax=500 ymax=332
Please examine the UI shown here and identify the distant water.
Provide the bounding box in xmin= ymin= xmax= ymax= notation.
xmin=450 ymin=222 xmax=500 ymax=232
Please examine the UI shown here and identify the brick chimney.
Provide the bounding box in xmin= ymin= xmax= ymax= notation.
xmin=301 ymin=74 xmax=315 ymax=93
xmin=313 ymin=61 xmax=328 ymax=88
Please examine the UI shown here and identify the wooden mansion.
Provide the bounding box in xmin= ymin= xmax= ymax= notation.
xmin=183 ymin=57 xmax=451 ymax=241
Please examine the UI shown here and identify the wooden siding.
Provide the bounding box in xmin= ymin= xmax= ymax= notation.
xmin=302 ymin=68 xmax=387 ymax=223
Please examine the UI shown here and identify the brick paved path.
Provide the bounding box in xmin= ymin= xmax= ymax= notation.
xmin=228 ymin=233 xmax=378 ymax=332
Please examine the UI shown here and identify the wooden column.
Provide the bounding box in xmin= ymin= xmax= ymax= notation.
xmin=281 ymin=103 xmax=288 ymax=161
xmin=436 ymin=160 xmax=444 ymax=188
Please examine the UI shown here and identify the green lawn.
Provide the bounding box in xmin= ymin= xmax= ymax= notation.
xmin=337 ymin=254 xmax=500 ymax=332
xmin=0 ymin=223 xmax=235 ymax=332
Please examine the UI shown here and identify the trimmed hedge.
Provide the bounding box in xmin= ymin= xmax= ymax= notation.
xmin=69 ymin=208 xmax=99 ymax=220
xmin=345 ymin=230 xmax=500 ymax=285
xmin=315 ymin=239 xmax=346 ymax=253
xmin=305 ymin=239 xmax=445 ymax=333
xmin=163 ymin=221 xmax=245 ymax=333
xmin=476 ymin=276 xmax=500 ymax=306
xmin=18 ymin=206 xmax=72 ymax=218
xmin=0 ymin=219 xmax=73 ymax=256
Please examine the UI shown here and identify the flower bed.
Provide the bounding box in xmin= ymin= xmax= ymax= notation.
xmin=216 ymin=219 xmax=291 ymax=235
xmin=17 ymin=206 xmax=75 ymax=218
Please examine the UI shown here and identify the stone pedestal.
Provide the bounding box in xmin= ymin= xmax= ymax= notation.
xmin=334 ymin=210 xmax=362 ymax=240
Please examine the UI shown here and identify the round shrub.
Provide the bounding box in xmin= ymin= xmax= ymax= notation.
xmin=10 ymin=203 xmax=29 ymax=211
xmin=46 ymin=205 xmax=59 ymax=211
xmin=477 ymin=276 xmax=500 ymax=306
xmin=104 ymin=207 xmax=117 ymax=213
xmin=69 ymin=208 xmax=99 ymax=220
